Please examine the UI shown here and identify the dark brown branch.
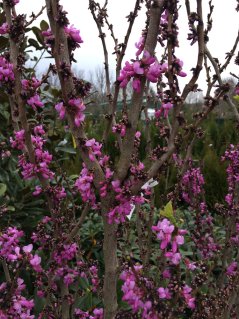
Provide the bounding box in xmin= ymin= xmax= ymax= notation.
xmin=205 ymin=45 xmax=239 ymax=122
xmin=1 ymin=259 xmax=11 ymax=283
xmin=25 ymin=6 xmax=46 ymax=27
xmin=102 ymin=0 xmax=142 ymax=142
xmin=45 ymin=0 xmax=105 ymax=190
xmin=65 ymin=204 xmax=90 ymax=243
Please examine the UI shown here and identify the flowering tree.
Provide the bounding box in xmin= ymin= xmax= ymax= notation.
xmin=0 ymin=0 xmax=239 ymax=318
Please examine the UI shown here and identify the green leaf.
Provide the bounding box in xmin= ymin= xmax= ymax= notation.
xmin=233 ymin=95 xmax=239 ymax=103
xmin=28 ymin=38 xmax=42 ymax=50
xmin=160 ymin=201 xmax=177 ymax=225
xmin=0 ymin=183 xmax=7 ymax=196
xmin=40 ymin=20 xmax=49 ymax=32
xmin=32 ymin=26 xmax=44 ymax=45
xmin=0 ymin=36 xmax=8 ymax=50
xmin=55 ymin=146 xmax=77 ymax=154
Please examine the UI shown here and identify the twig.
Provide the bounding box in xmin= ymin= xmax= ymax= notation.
xmin=25 ymin=6 xmax=47 ymax=27
xmin=1 ymin=259 xmax=11 ymax=283
xmin=65 ymin=204 xmax=90 ymax=243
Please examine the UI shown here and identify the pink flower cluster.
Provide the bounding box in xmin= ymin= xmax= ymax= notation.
xmin=118 ymin=51 xmax=167 ymax=92
xmin=21 ymin=76 xmax=44 ymax=111
xmin=53 ymin=243 xmax=78 ymax=265
xmin=226 ymin=261 xmax=238 ymax=276
xmin=135 ymin=36 xmax=145 ymax=56
xmin=31 ymin=216 xmax=100 ymax=298
xmin=27 ymin=94 xmax=44 ymax=110
xmin=33 ymin=184 xmax=66 ymax=202
xmin=0 ymin=56 xmax=14 ymax=84
xmin=75 ymin=308 xmax=103 ymax=319
xmin=55 ymin=98 xmax=86 ymax=127
xmin=182 ymin=285 xmax=196 ymax=309
xmin=0 ymin=278 xmax=34 ymax=319
xmin=222 ymin=144 xmax=239 ymax=207
xmin=155 ymin=101 xmax=174 ymax=118
xmin=152 ymin=218 xmax=186 ymax=265
xmin=0 ymin=23 xmax=9 ymax=35
xmin=0 ymin=227 xmax=42 ymax=273
xmin=112 ymin=122 xmax=126 ymax=137
xmin=64 ymin=25 xmax=83 ymax=45
xmin=10 ymin=129 xmax=25 ymax=150
xmin=75 ymin=164 xmax=96 ymax=205
xmin=22 ymin=77 xmax=41 ymax=92
xmin=181 ymin=167 xmax=205 ymax=204
xmin=42 ymin=29 xmax=54 ymax=47
xmin=108 ymin=180 xmax=145 ymax=224
xmin=85 ymin=138 xmax=102 ymax=161
xmin=120 ymin=266 xmax=158 ymax=319
xmin=10 ymin=126 xmax=54 ymax=180
xmin=0 ymin=227 xmax=24 ymax=262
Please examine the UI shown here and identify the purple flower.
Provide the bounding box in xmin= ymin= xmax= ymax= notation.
xmin=135 ymin=36 xmax=145 ymax=56
xmin=55 ymin=102 xmax=66 ymax=120
xmin=0 ymin=23 xmax=9 ymax=35
xmin=30 ymin=254 xmax=42 ymax=272
xmin=157 ymin=287 xmax=171 ymax=299
xmin=64 ymin=25 xmax=83 ymax=44
xmin=226 ymin=261 xmax=237 ymax=276
xmin=27 ymin=94 xmax=44 ymax=110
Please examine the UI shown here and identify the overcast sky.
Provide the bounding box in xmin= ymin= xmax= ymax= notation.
xmin=18 ymin=0 xmax=239 ymax=94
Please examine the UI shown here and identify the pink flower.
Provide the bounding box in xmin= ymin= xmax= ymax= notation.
xmin=152 ymin=218 xmax=175 ymax=249
xmin=0 ymin=23 xmax=9 ymax=35
xmin=226 ymin=261 xmax=237 ymax=276
xmin=133 ymin=61 xmax=144 ymax=75
xmin=30 ymin=254 xmax=42 ymax=272
xmin=55 ymin=102 xmax=66 ymax=120
xmin=132 ymin=78 xmax=141 ymax=92
xmin=146 ymin=62 xmax=162 ymax=82
xmin=172 ymin=234 xmax=184 ymax=252
xmin=135 ymin=36 xmax=145 ymax=56
xmin=164 ymin=252 xmax=181 ymax=265
xmin=64 ymin=25 xmax=83 ymax=44
xmin=162 ymin=269 xmax=171 ymax=279
xmin=162 ymin=102 xmax=173 ymax=117
xmin=69 ymin=98 xmax=86 ymax=127
xmin=10 ymin=129 xmax=25 ymax=150
xmin=142 ymin=51 xmax=155 ymax=65
xmin=182 ymin=285 xmax=195 ymax=309
xmin=27 ymin=94 xmax=44 ymax=110
xmin=23 ymin=244 xmax=33 ymax=254
xmin=0 ymin=56 xmax=14 ymax=83
xmin=157 ymin=287 xmax=171 ymax=299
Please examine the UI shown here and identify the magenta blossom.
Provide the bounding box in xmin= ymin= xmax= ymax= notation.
xmin=27 ymin=94 xmax=44 ymax=110
xmin=157 ymin=287 xmax=172 ymax=299
xmin=152 ymin=218 xmax=175 ymax=249
xmin=0 ymin=23 xmax=8 ymax=35
xmin=135 ymin=36 xmax=145 ymax=56
xmin=55 ymin=102 xmax=66 ymax=120
xmin=64 ymin=25 xmax=83 ymax=44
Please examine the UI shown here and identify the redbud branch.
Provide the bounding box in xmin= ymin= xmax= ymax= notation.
xmin=206 ymin=30 xmax=239 ymax=96
xmin=25 ymin=5 xmax=46 ymax=28
xmin=102 ymin=0 xmax=142 ymax=142
xmin=116 ymin=0 xmax=166 ymax=183
xmin=3 ymin=0 xmax=53 ymax=212
xmin=205 ymin=45 xmax=239 ymax=122
xmin=1 ymin=259 xmax=11 ymax=283
xmin=45 ymin=0 xmax=105 ymax=190
xmin=65 ymin=204 xmax=90 ymax=243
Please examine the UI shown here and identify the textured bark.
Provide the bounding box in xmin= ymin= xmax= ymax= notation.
xmin=102 ymin=213 xmax=118 ymax=319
